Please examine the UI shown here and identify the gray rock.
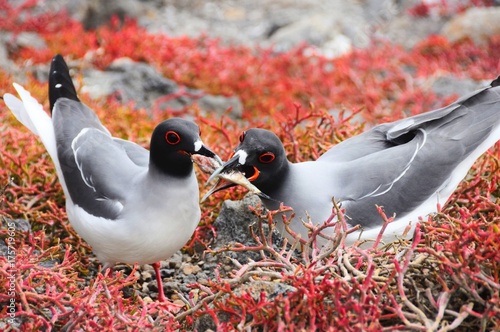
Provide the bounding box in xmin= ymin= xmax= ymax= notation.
xmin=269 ymin=13 xmax=349 ymax=54
xmin=0 ymin=241 xmax=9 ymax=258
xmin=67 ymin=0 xmax=150 ymax=30
xmin=82 ymin=57 xmax=243 ymax=117
xmin=38 ymin=259 xmax=59 ymax=268
xmin=13 ymin=32 xmax=47 ymax=50
xmin=12 ymin=0 xmax=68 ymax=17
xmin=143 ymin=0 xmax=324 ymax=46
xmin=441 ymin=7 xmax=500 ymax=44
xmin=427 ymin=75 xmax=487 ymax=98
xmin=142 ymin=4 xmax=212 ymax=39
xmin=166 ymin=251 xmax=183 ymax=269
xmin=198 ymin=95 xmax=243 ymax=118
xmin=0 ymin=218 xmax=31 ymax=258
xmin=377 ymin=15 xmax=446 ymax=49
xmin=0 ymin=35 xmax=17 ymax=75
xmin=208 ymin=193 xmax=288 ymax=271
xmin=143 ymin=0 xmax=374 ymax=55
xmin=360 ymin=0 xmax=400 ymax=21
xmin=267 ymin=1 xmax=369 ymax=55
xmin=212 ymin=193 xmax=263 ymax=249
xmin=0 ymin=32 xmax=45 ymax=76
xmin=4 ymin=218 xmax=32 ymax=233
xmin=82 ymin=57 xmax=180 ymax=111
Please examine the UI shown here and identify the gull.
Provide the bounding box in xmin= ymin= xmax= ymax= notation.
xmin=206 ymin=77 xmax=500 ymax=247
xmin=4 ymin=54 xmax=222 ymax=301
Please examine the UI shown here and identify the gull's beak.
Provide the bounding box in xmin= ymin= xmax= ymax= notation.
xmin=201 ymin=178 xmax=238 ymax=202
xmin=202 ymin=152 xmax=271 ymax=202
xmin=206 ymin=152 xmax=241 ymax=184
xmin=195 ymin=145 xmax=223 ymax=165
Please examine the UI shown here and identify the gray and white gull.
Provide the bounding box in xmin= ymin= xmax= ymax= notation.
xmin=4 ymin=54 xmax=222 ymax=301
xmin=206 ymin=77 xmax=500 ymax=247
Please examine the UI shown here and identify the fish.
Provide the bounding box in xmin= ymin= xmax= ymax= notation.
xmin=201 ymin=165 xmax=272 ymax=202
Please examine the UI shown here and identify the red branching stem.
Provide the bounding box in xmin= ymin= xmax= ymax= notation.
xmin=372 ymin=205 xmax=395 ymax=249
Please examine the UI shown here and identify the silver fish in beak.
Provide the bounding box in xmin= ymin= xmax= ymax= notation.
xmin=201 ymin=158 xmax=271 ymax=202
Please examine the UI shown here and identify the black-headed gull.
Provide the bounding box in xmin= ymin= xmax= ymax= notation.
xmin=4 ymin=54 xmax=222 ymax=301
xmin=206 ymin=77 xmax=500 ymax=247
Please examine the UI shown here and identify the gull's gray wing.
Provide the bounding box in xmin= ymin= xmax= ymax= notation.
xmin=319 ymin=78 xmax=499 ymax=163
xmin=69 ymin=128 xmax=145 ymax=219
xmin=331 ymin=128 xmax=430 ymax=214
xmin=323 ymin=78 xmax=500 ymax=227
xmin=52 ymin=98 xmax=144 ymax=219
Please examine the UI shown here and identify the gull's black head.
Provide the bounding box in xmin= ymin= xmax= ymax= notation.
xmin=229 ymin=129 xmax=288 ymax=187
xmin=150 ymin=118 xmax=220 ymax=177
xmin=215 ymin=128 xmax=289 ymax=194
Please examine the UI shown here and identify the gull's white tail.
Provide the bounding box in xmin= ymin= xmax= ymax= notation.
xmin=4 ymin=83 xmax=65 ymax=188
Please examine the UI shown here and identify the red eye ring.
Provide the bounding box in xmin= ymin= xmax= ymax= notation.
xmin=259 ymin=152 xmax=275 ymax=163
xmin=239 ymin=131 xmax=246 ymax=142
xmin=165 ymin=131 xmax=181 ymax=145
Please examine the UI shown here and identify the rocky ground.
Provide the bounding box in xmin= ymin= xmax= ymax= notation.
xmin=2 ymin=0 xmax=500 ymax=329
xmin=3 ymin=0 xmax=500 ymax=115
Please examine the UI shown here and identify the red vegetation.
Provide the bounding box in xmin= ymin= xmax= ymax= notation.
xmin=1 ymin=0 xmax=499 ymax=330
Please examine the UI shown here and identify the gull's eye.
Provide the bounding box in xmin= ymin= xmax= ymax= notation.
xmin=259 ymin=152 xmax=275 ymax=163
xmin=239 ymin=131 xmax=246 ymax=142
xmin=165 ymin=131 xmax=181 ymax=145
